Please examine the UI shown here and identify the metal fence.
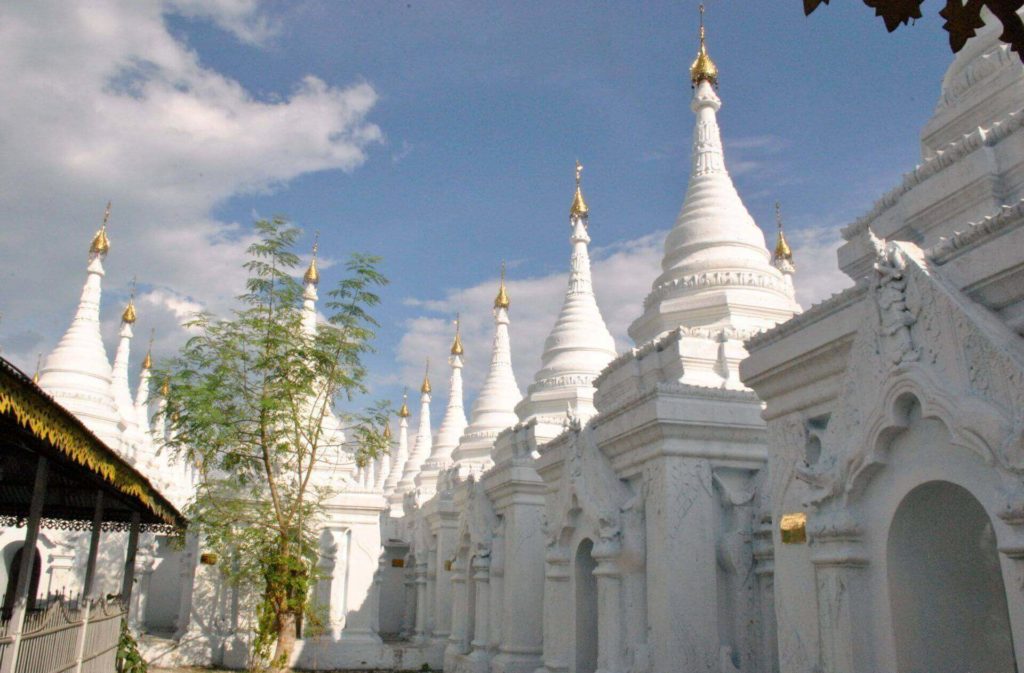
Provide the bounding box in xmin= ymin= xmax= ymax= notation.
xmin=0 ymin=597 xmax=125 ymax=673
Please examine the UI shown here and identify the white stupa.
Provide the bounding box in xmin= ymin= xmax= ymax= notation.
xmin=38 ymin=204 xmax=124 ymax=450
xmin=516 ymin=162 xmax=617 ymax=422
xmin=626 ymin=27 xmax=800 ymax=387
xmin=451 ymin=267 xmax=522 ymax=468
xmin=416 ymin=320 xmax=468 ymax=495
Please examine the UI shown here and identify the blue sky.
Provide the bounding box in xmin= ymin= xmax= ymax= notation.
xmin=0 ymin=1 xmax=956 ymax=423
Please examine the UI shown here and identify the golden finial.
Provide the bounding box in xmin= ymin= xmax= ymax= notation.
xmin=33 ymin=353 xmax=42 ymax=384
xmin=398 ymin=390 xmax=411 ymax=418
xmin=383 ymin=422 xmax=392 ymax=440
xmin=89 ymin=201 xmax=112 ymax=255
xmin=421 ymin=359 xmax=432 ymax=394
xmin=570 ymin=160 xmax=589 ymax=217
xmin=773 ymin=201 xmax=794 ymax=265
xmin=121 ymin=278 xmax=137 ymax=324
xmin=450 ymin=313 xmax=464 ymax=356
xmin=690 ymin=5 xmax=718 ymax=88
xmin=494 ymin=261 xmax=511 ymax=309
xmin=141 ymin=329 xmax=154 ymax=370
xmin=160 ymin=377 xmax=170 ymax=397
xmin=304 ymin=232 xmax=320 ymax=286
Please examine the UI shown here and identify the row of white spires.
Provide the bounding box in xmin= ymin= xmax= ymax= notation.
xmin=32 ymin=39 xmax=801 ymax=507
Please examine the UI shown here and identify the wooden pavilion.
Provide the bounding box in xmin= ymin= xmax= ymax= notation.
xmin=0 ymin=356 xmax=185 ymax=672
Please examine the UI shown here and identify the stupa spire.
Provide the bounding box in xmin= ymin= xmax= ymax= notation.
xmin=302 ymin=232 xmax=319 ymax=336
xmin=627 ymin=7 xmax=799 ymax=348
xmin=399 ymin=361 xmax=433 ymax=494
xmin=111 ymin=279 xmax=141 ymax=451
xmin=452 ymin=264 xmax=522 ymax=468
xmin=418 ymin=316 xmax=469 ymax=493
xmin=772 ymin=202 xmax=795 ymax=270
xmin=518 ymin=161 xmax=616 ymax=422
xmin=38 ymin=203 xmax=122 ymax=449
xmin=135 ymin=330 xmax=154 ymax=433
xmin=384 ymin=390 xmax=411 ymax=504
xmin=690 ymin=5 xmax=718 ymax=88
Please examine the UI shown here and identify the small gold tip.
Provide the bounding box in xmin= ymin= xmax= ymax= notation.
xmin=121 ymin=300 xmax=137 ymax=325
xmin=89 ymin=202 xmax=112 ymax=255
xmin=450 ymin=314 xmax=464 ymax=355
xmin=383 ymin=423 xmax=392 ymax=440
xmin=570 ymin=160 xmax=589 ymax=217
xmin=421 ymin=359 xmax=432 ymax=394
xmin=690 ymin=5 xmax=718 ymax=87
xmin=398 ymin=391 xmax=410 ymax=418
xmin=304 ymin=233 xmax=320 ymax=285
xmin=494 ymin=261 xmax=511 ymax=309
xmin=772 ymin=202 xmax=794 ymax=265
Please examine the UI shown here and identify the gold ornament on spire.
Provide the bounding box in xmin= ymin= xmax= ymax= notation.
xmin=570 ymin=160 xmax=589 ymax=217
xmin=121 ymin=278 xmax=137 ymax=324
xmin=33 ymin=353 xmax=42 ymax=384
xmin=421 ymin=359 xmax=432 ymax=394
xmin=450 ymin=313 xmax=464 ymax=355
xmin=142 ymin=329 xmax=154 ymax=370
xmin=494 ymin=261 xmax=511 ymax=309
xmin=383 ymin=422 xmax=392 ymax=440
xmin=398 ymin=390 xmax=411 ymax=417
xmin=160 ymin=377 xmax=170 ymax=397
xmin=304 ymin=232 xmax=320 ymax=286
xmin=90 ymin=201 xmax=112 ymax=255
xmin=773 ymin=201 xmax=794 ymax=266
xmin=690 ymin=5 xmax=718 ymax=88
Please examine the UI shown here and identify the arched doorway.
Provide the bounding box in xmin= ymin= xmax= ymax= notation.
xmin=574 ymin=538 xmax=597 ymax=673
xmin=888 ymin=481 xmax=1017 ymax=673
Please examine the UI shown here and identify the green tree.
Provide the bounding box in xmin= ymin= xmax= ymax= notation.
xmin=159 ymin=217 xmax=389 ymax=671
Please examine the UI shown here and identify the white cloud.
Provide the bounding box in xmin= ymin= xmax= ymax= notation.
xmin=166 ymin=0 xmax=280 ymax=46
xmin=394 ymin=224 xmax=851 ymax=407
xmin=786 ymin=225 xmax=854 ymax=309
xmin=395 ymin=232 xmax=664 ymax=397
xmin=0 ymin=1 xmax=381 ymax=375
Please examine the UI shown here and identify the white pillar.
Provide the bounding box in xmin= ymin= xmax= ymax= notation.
xmin=469 ymin=552 xmax=491 ymax=671
xmin=539 ymin=545 xmax=571 ymax=673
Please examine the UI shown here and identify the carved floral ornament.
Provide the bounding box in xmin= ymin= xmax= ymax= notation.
xmin=776 ymin=235 xmax=1024 ymax=540
xmin=544 ymin=420 xmax=631 ymax=552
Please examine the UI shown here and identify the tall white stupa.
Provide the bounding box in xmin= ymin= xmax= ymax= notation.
xmin=38 ymin=204 xmax=124 ymax=449
xmin=626 ymin=19 xmax=800 ymax=386
xmin=516 ymin=162 xmax=617 ymax=422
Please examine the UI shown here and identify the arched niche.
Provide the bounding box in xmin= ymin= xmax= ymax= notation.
xmin=887 ymin=480 xmax=1017 ymax=673
xmin=2 ymin=545 xmax=41 ymax=616
xmin=573 ymin=538 xmax=597 ymax=673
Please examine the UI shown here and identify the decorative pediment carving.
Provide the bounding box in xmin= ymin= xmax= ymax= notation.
xmin=545 ymin=422 xmax=631 ymax=547
xmin=795 ymin=236 xmax=1024 ymax=508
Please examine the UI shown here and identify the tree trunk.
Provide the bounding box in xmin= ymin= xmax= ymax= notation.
xmin=270 ymin=610 xmax=298 ymax=672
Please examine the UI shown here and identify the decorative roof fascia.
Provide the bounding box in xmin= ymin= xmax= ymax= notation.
xmin=927 ymin=197 xmax=1024 ymax=264
xmin=0 ymin=357 xmax=185 ymax=529
xmin=841 ymin=106 xmax=1024 ymax=242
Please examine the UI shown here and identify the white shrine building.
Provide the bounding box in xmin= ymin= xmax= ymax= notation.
xmin=4 ymin=10 xmax=1024 ymax=673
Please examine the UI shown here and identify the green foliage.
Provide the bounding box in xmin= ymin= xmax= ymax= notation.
xmin=155 ymin=216 xmax=389 ymax=668
xmin=116 ymin=619 xmax=147 ymax=673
